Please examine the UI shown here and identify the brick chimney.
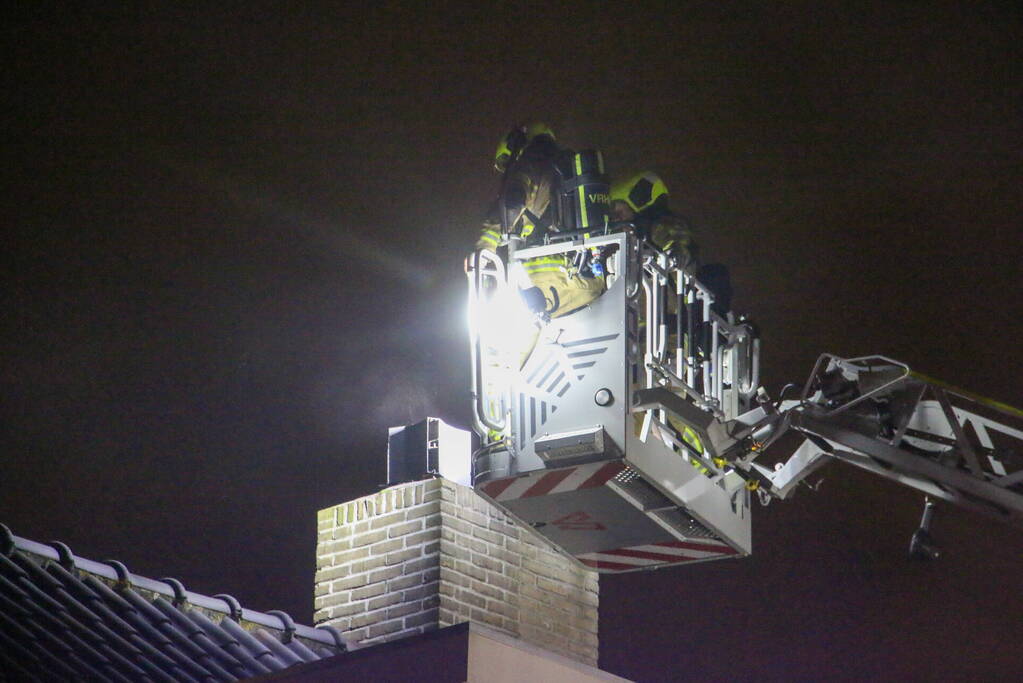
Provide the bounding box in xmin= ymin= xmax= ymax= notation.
xmin=314 ymin=478 xmax=600 ymax=665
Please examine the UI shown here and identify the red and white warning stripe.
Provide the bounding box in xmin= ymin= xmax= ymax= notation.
xmin=576 ymin=539 xmax=738 ymax=572
xmin=479 ymin=461 xmax=625 ymax=502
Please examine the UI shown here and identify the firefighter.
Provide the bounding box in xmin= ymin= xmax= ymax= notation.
xmin=610 ymin=171 xmax=734 ymax=313
xmin=474 ymin=123 xmax=609 ymax=442
xmin=610 ymin=171 xmax=698 ymax=271
xmin=477 ymin=123 xmax=605 ymax=321
xmin=611 ymin=172 xmax=721 ymax=471
xmin=476 ymin=122 xmax=558 ymax=252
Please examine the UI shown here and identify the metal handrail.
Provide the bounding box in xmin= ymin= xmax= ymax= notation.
xmin=638 ymin=244 xmax=760 ymax=420
xmin=467 ymin=249 xmax=508 ymax=434
xmin=800 ymin=354 xmax=910 ymax=416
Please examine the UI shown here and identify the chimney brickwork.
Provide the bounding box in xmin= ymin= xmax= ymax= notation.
xmin=314 ymin=478 xmax=599 ymax=665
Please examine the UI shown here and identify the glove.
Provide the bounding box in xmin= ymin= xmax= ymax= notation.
xmin=664 ymin=240 xmax=694 ymax=272
xmin=519 ymin=287 xmax=548 ymax=315
xmin=651 ymin=214 xmax=697 ymax=269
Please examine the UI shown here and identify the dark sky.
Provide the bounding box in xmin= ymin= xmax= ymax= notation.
xmin=4 ymin=3 xmax=1023 ymax=681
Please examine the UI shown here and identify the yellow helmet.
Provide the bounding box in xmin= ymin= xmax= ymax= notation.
xmin=494 ymin=122 xmax=556 ymax=172
xmin=610 ymin=171 xmax=669 ymax=217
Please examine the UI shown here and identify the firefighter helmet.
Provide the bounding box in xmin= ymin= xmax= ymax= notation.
xmin=610 ymin=171 xmax=669 ymax=217
xmin=494 ymin=122 xmax=555 ymax=172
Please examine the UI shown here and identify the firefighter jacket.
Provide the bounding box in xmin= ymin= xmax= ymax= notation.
xmin=642 ymin=212 xmax=698 ymax=269
xmin=477 ymin=135 xmax=561 ymax=251
xmin=476 ymin=138 xmax=605 ymax=319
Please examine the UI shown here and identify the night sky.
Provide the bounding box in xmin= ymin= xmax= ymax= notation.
xmin=4 ymin=4 xmax=1023 ymax=681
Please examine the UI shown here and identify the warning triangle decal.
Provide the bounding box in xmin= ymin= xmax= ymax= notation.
xmin=552 ymin=511 xmax=606 ymax=531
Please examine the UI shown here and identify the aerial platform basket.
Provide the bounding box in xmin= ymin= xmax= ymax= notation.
xmin=467 ymin=230 xmax=762 ymax=573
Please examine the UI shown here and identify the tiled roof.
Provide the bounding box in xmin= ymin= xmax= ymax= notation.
xmin=0 ymin=524 xmax=346 ymax=682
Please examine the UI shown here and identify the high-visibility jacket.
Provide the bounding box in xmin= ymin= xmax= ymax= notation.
xmin=642 ymin=212 xmax=698 ymax=268
xmin=476 ymin=139 xmax=604 ymax=318
xmin=475 ymin=135 xmax=571 ymax=274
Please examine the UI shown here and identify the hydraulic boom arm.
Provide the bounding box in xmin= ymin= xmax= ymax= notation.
xmin=466 ymin=226 xmax=1023 ymax=570
xmin=744 ymin=355 xmax=1023 ymax=529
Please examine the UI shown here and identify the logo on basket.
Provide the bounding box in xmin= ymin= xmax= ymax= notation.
xmin=552 ymin=511 xmax=606 ymax=531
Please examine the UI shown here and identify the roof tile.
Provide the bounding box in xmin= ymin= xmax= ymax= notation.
xmin=284 ymin=635 xmax=322 ymax=663
xmin=253 ymin=627 xmax=305 ymax=667
xmin=0 ymin=526 xmax=346 ymax=681
xmin=188 ymin=607 xmax=275 ymax=677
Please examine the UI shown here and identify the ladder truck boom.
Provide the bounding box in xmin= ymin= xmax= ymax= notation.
xmin=750 ymin=355 xmax=1023 ymax=527
xmin=466 ymin=228 xmax=1023 ymax=571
